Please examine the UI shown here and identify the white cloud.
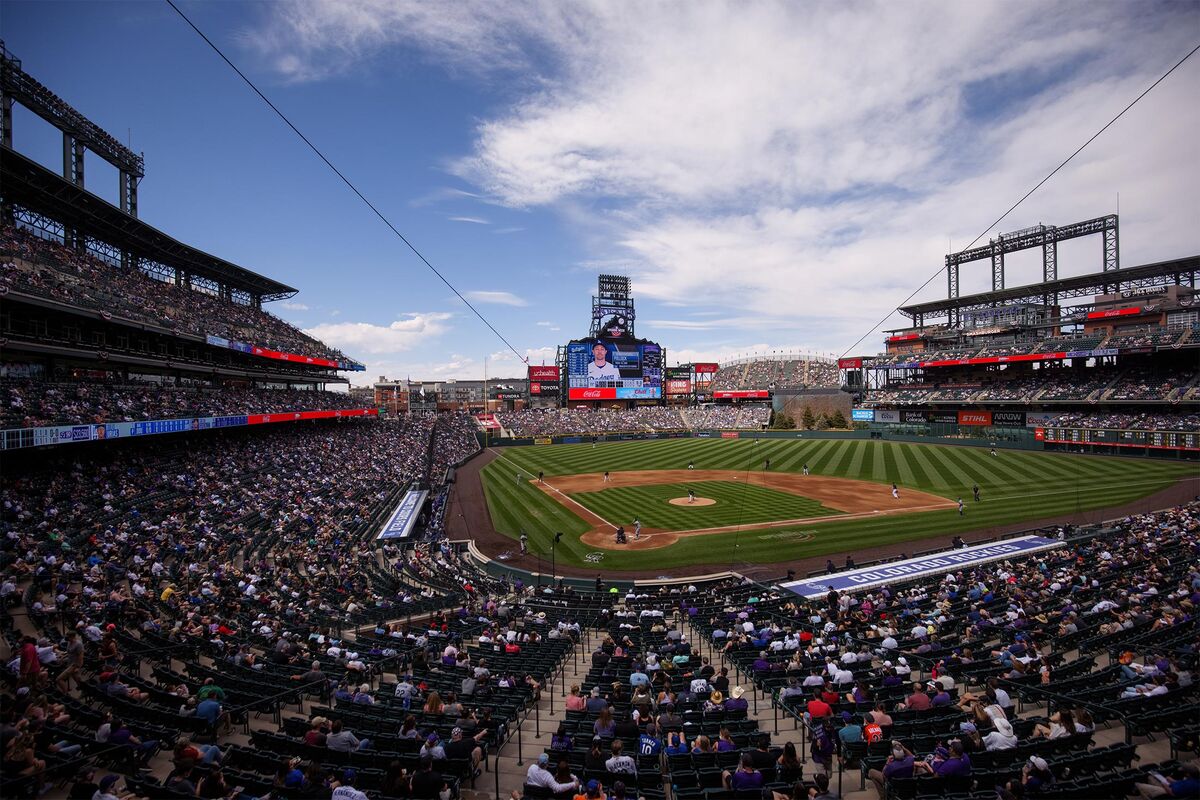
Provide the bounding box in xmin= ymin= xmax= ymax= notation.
xmin=353 ymin=343 xmax=559 ymax=386
xmin=255 ymin=1 xmax=1199 ymax=356
xmin=492 ymin=227 xmax=524 ymax=234
xmin=304 ymin=312 xmax=452 ymax=355
xmin=278 ymin=300 xmax=309 ymax=311
xmin=662 ymin=343 xmax=829 ymax=368
xmin=465 ymin=290 xmax=528 ymax=306
xmin=448 ymin=216 xmax=490 ymax=224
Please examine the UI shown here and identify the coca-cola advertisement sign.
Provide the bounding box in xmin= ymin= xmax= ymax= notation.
xmin=569 ymin=387 xmax=617 ymax=400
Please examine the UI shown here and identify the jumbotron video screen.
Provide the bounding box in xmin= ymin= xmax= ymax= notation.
xmin=566 ymin=340 xmax=662 ymax=399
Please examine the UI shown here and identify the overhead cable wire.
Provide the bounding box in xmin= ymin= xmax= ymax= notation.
xmin=840 ymin=41 xmax=1200 ymax=358
xmin=165 ymin=0 xmax=528 ymax=363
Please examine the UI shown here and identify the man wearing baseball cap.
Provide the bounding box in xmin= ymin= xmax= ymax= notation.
xmin=332 ymin=769 xmax=368 ymax=800
xmin=444 ymin=726 xmax=487 ymax=779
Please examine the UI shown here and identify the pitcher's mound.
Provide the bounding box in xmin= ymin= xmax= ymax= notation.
xmin=669 ymin=497 xmax=716 ymax=507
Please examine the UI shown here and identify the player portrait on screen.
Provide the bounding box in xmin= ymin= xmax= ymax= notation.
xmin=587 ymin=341 xmax=620 ymax=385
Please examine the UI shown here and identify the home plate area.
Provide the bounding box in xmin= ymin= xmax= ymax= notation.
xmin=534 ymin=469 xmax=955 ymax=551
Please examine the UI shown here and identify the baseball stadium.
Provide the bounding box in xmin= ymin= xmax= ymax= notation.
xmin=2 ymin=8 xmax=1199 ymax=800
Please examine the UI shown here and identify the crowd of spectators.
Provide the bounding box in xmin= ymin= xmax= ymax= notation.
xmin=2 ymin=414 xmax=1196 ymax=799
xmin=682 ymin=404 xmax=771 ymax=429
xmin=1108 ymin=366 xmax=1196 ymax=401
xmin=1 ymin=224 xmax=351 ymax=363
xmin=692 ymin=503 xmax=1199 ymax=799
xmin=0 ymin=411 xmax=572 ymax=797
xmin=499 ymin=408 xmax=683 ymax=436
xmin=1 ymin=380 xmax=364 ymax=429
xmin=498 ymin=405 xmax=773 ymax=436
xmin=1033 ymin=333 xmax=1108 ymax=353
xmin=1105 ymin=326 xmax=1189 ymax=351
xmin=429 ymin=412 xmax=482 ymax=480
xmin=865 ymin=363 xmax=1193 ymax=405
xmin=709 ymin=359 xmax=839 ymax=391
xmin=865 ymin=325 xmax=1191 ymax=368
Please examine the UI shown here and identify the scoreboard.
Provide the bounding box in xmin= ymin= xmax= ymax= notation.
xmin=1040 ymin=427 xmax=1199 ymax=451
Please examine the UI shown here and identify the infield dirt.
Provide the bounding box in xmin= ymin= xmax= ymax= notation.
xmin=532 ymin=469 xmax=955 ymax=550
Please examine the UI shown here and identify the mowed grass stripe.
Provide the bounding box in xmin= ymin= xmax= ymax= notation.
xmin=906 ymin=445 xmax=946 ymax=488
xmin=870 ymin=441 xmax=888 ymax=482
xmin=570 ymin=480 xmax=840 ymax=530
xmin=478 ymin=438 xmax=1193 ymax=570
xmin=915 ymin=444 xmax=962 ymax=488
xmin=773 ymin=441 xmax=812 ymax=472
xmin=846 ymin=438 xmax=869 ymax=478
xmin=805 ymin=440 xmax=841 ymax=473
xmin=825 ymin=440 xmax=856 ymax=475
xmin=936 ymin=446 xmax=1016 ymax=491
xmin=890 ymin=443 xmax=918 ymax=486
xmin=945 ymin=446 xmax=1035 ymax=494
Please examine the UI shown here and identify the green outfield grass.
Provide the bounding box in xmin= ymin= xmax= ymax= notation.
xmin=478 ymin=437 xmax=1193 ymax=572
xmin=570 ymin=480 xmax=841 ymax=531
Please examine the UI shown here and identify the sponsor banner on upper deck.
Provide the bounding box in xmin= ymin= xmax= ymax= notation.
xmin=875 ymin=409 xmax=901 ymax=423
xmin=6 ymin=409 xmax=377 ymax=450
xmin=780 ymin=535 xmax=1059 ymax=598
xmin=851 ymin=408 xmax=875 ymax=422
xmin=206 ymin=335 xmax=364 ymax=371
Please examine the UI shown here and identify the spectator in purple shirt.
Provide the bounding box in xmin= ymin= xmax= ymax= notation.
xmin=869 ymin=741 xmax=915 ymax=797
xmin=916 ymin=741 xmax=972 ymax=777
xmin=723 ymin=754 xmax=764 ymax=791
xmin=724 ymin=686 xmax=749 ymax=712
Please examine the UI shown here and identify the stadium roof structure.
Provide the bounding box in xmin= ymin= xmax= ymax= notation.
xmin=899 ymin=255 xmax=1200 ymax=328
xmin=1 ymin=146 xmax=298 ymax=302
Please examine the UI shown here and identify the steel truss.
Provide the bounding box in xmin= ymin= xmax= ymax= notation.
xmin=2 ymin=41 xmax=143 ymax=217
xmin=903 ymin=255 xmax=1198 ymax=327
xmin=942 ymin=215 xmax=1119 ymax=325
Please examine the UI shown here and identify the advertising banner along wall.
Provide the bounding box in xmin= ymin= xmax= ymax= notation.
xmin=712 ymin=390 xmax=770 ymax=399
xmin=780 ymin=535 xmax=1059 ymax=598
xmin=376 ymin=489 xmax=429 ymax=540
xmin=4 ymin=408 xmax=379 ymax=450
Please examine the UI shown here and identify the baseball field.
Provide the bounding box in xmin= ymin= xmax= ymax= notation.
xmin=476 ymin=437 xmax=1194 ymax=572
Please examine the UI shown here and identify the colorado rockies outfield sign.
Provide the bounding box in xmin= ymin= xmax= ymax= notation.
xmin=779 ymin=534 xmax=1059 ymax=598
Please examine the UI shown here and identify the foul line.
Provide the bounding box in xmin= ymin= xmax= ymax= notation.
xmin=489 ymin=448 xmax=620 ymax=531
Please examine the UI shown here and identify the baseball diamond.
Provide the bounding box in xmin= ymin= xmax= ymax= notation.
xmin=472 ymin=437 xmax=1194 ymax=572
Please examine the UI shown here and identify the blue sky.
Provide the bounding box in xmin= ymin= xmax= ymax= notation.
xmin=2 ymin=1 xmax=1198 ymax=384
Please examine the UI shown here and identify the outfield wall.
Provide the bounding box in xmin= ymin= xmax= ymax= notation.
xmin=476 ymin=427 xmax=1045 ymax=450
